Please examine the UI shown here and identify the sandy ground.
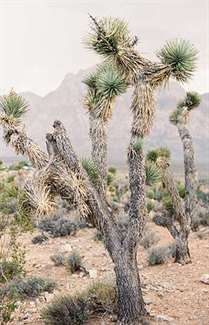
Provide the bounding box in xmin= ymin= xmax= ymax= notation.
xmin=8 ymin=223 xmax=209 ymax=325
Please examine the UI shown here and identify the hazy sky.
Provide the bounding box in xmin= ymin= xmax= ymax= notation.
xmin=0 ymin=0 xmax=209 ymax=96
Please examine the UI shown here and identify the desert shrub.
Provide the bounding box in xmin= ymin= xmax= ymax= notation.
xmin=146 ymin=200 xmax=155 ymax=213
xmin=0 ymin=228 xmax=25 ymax=283
xmin=140 ymin=230 xmax=160 ymax=249
xmin=108 ymin=166 xmax=116 ymax=175
xmin=41 ymin=282 xmax=116 ymax=325
xmin=147 ymin=244 xmax=174 ymax=266
xmin=0 ymin=294 xmax=17 ymax=324
xmin=197 ymin=190 xmax=209 ymax=205
xmin=0 ymin=260 xmax=23 ymax=283
xmin=86 ymin=282 xmax=116 ymax=314
xmin=38 ymin=216 xmax=77 ymax=237
xmin=107 ymin=172 xmax=114 ymax=186
xmin=0 ymin=182 xmax=18 ymax=215
xmin=32 ymin=234 xmax=48 ymax=245
xmin=162 ymin=195 xmax=173 ymax=212
xmin=8 ymin=160 xmax=29 ymax=171
xmin=14 ymin=189 xmax=33 ymax=231
xmin=198 ymin=210 xmax=209 ymax=226
xmin=0 ymin=277 xmax=56 ymax=300
xmin=50 ymin=254 xmax=65 ymax=267
xmin=42 ymin=295 xmax=87 ymax=325
xmin=176 ymin=181 xmax=185 ymax=198
xmin=146 ymin=188 xmax=154 ymax=200
xmin=66 ymin=252 xmax=82 ymax=273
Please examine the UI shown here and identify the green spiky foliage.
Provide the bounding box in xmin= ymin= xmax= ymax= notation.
xmin=86 ymin=16 xmax=145 ymax=81
xmin=96 ymin=66 xmax=127 ymax=98
xmin=157 ymin=39 xmax=197 ymax=82
xmin=82 ymin=158 xmax=100 ymax=185
xmin=146 ymin=147 xmax=170 ymax=163
xmin=178 ymin=91 xmax=201 ymax=110
xmin=0 ymin=90 xmax=28 ymax=120
xmin=169 ymin=108 xmax=182 ymax=125
xmin=170 ymin=91 xmax=201 ymax=125
xmin=87 ymin=16 xmax=132 ymax=57
xmin=83 ymin=65 xmax=127 ymax=121
xmin=145 ymin=162 xmax=161 ymax=186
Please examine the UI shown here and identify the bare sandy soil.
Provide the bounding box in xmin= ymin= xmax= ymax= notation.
xmin=10 ymin=223 xmax=209 ymax=325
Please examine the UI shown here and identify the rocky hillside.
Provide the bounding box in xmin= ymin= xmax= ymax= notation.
xmin=0 ymin=68 xmax=208 ymax=166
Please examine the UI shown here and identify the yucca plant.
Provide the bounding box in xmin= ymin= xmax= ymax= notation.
xmin=145 ymin=162 xmax=161 ymax=186
xmin=0 ymin=89 xmax=28 ymax=121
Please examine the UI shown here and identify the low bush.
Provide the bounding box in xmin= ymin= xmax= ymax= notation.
xmin=147 ymin=244 xmax=175 ymax=266
xmin=66 ymin=252 xmax=82 ymax=274
xmin=41 ymin=282 xmax=116 ymax=325
xmin=146 ymin=200 xmax=155 ymax=213
xmin=42 ymin=295 xmax=87 ymax=325
xmin=0 ymin=260 xmax=23 ymax=283
xmin=50 ymin=254 xmax=65 ymax=267
xmin=8 ymin=160 xmax=30 ymax=171
xmin=0 ymin=277 xmax=56 ymax=300
xmin=140 ymin=230 xmax=160 ymax=249
xmin=32 ymin=234 xmax=48 ymax=245
xmin=38 ymin=216 xmax=77 ymax=237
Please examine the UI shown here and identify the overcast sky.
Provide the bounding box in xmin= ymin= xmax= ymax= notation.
xmin=0 ymin=0 xmax=208 ymax=96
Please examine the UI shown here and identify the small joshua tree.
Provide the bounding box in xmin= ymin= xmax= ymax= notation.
xmin=170 ymin=91 xmax=201 ymax=231
xmin=0 ymin=16 xmax=197 ymax=324
xmin=146 ymin=147 xmax=191 ymax=264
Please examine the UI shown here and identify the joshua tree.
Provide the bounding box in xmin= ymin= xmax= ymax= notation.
xmin=170 ymin=92 xmax=201 ymax=230
xmin=154 ymin=154 xmax=191 ymax=264
xmin=0 ymin=16 xmax=197 ymax=324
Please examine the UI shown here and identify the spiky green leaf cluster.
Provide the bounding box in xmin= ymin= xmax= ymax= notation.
xmin=169 ymin=108 xmax=182 ymax=125
xmin=177 ymin=91 xmax=201 ymax=110
xmin=0 ymin=90 xmax=28 ymax=119
xmin=82 ymin=158 xmax=100 ymax=185
xmin=157 ymin=39 xmax=197 ymax=82
xmin=83 ymin=65 xmax=127 ymax=120
xmin=96 ymin=66 xmax=127 ymax=98
xmin=146 ymin=147 xmax=170 ymax=163
xmin=145 ymin=162 xmax=161 ymax=186
xmin=87 ymin=16 xmax=132 ymax=57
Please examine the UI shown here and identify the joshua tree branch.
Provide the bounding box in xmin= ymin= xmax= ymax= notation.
xmin=89 ymin=111 xmax=107 ymax=195
xmin=0 ymin=115 xmax=48 ymax=169
xmin=177 ymin=123 xmax=199 ymax=230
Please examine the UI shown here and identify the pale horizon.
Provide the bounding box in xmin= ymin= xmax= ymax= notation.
xmin=0 ymin=0 xmax=209 ymax=96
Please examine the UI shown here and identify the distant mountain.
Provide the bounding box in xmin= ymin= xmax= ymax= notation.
xmin=0 ymin=68 xmax=209 ymax=167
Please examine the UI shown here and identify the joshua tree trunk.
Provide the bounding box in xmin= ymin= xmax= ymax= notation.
xmin=89 ymin=111 xmax=107 ymax=195
xmin=114 ymin=248 xmax=147 ymax=324
xmin=177 ymin=123 xmax=199 ymax=231
xmin=157 ymin=158 xmax=191 ymax=264
xmin=174 ymin=232 xmax=191 ymax=264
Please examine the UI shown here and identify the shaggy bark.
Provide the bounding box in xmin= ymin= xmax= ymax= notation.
xmin=47 ymin=120 xmax=147 ymax=324
xmin=158 ymin=160 xmax=191 ymax=264
xmin=89 ymin=111 xmax=107 ymax=195
xmin=178 ymin=123 xmax=199 ymax=231
xmin=114 ymin=249 xmax=147 ymax=324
